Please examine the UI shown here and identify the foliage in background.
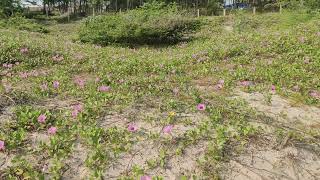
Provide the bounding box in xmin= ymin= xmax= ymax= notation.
xmin=0 ymin=16 xmax=49 ymax=33
xmin=79 ymin=2 xmax=201 ymax=45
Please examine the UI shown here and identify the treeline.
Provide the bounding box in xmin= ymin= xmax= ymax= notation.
xmin=1 ymin=0 xmax=320 ymax=18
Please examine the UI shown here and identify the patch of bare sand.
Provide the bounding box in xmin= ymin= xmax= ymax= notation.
xmin=37 ymin=97 xmax=79 ymax=110
xmin=224 ymin=140 xmax=320 ymax=180
xmin=100 ymin=109 xmax=209 ymax=179
xmin=29 ymin=132 xmax=50 ymax=148
xmin=146 ymin=141 xmax=207 ymax=179
xmin=62 ymin=142 xmax=89 ymax=180
xmin=0 ymin=106 xmax=14 ymax=125
xmin=99 ymin=108 xmax=208 ymax=134
xmin=0 ymin=153 xmax=15 ymax=171
xmin=234 ymin=90 xmax=320 ymax=128
xmin=226 ymin=90 xmax=320 ymax=180
xmin=104 ymin=140 xmax=207 ymax=179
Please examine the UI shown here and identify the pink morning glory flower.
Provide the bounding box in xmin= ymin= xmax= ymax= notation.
xmin=163 ymin=125 xmax=173 ymax=134
xmin=99 ymin=85 xmax=110 ymax=92
xmin=271 ymin=85 xmax=276 ymax=92
xmin=75 ymin=78 xmax=85 ymax=88
xmin=71 ymin=104 xmax=83 ymax=118
xmin=127 ymin=123 xmax=138 ymax=132
xmin=71 ymin=110 xmax=79 ymax=118
xmin=214 ymin=84 xmax=223 ymax=90
xmin=48 ymin=127 xmax=57 ymax=135
xmin=197 ymin=103 xmax=206 ymax=111
xmin=309 ymin=90 xmax=320 ymax=99
xmin=140 ymin=175 xmax=152 ymax=180
xmin=218 ymin=79 xmax=225 ymax=85
xmin=53 ymin=81 xmax=60 ymax=89
xmin=73 ymin=104 xmax=83 ymax=112
xmin=37 ymin=114 xmax=47 ymax=123
xmin=0 ymin=140 xmax=5 ymax=151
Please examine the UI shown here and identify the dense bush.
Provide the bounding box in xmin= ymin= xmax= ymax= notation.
xmin=79 ymin=3 xmax=201 ymax=45
xmin=0 ymin=16 xmax=49 ymax=33
xmin=0 ymin=36 xmax=59 ymax=67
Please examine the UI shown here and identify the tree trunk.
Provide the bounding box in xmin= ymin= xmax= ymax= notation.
xmin=127 ymin=0 xmax=129 ymax=10
xmin=73 ymin=0 xmax=77 ymax=14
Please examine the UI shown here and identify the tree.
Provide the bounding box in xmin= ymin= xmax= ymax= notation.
xmin=0 ymin=0 xmax=21 ymax=17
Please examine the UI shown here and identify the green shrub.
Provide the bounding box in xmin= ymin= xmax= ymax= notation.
xmin=0 ymin=16 xmax=49 ymax=33
xmin=0 ymin=36 xmax=59 ymax=67
xmin=79 ymin=2 xmax=201 ymax=45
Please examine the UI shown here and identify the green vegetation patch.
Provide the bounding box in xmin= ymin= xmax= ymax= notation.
xmin=79 ymin=3 xmax=201 ymax=45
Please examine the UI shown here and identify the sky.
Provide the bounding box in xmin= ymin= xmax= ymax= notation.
xmin=21 ymin=0 xmax=42 ymax=6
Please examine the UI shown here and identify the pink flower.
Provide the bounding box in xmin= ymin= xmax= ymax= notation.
xmin=7 ymin=64 xmax=12 ymax=68
xmin=0 ymin=140 xmax=5 ymax=151
xmin=309 ymin=90 xmax=320 ymax=99
xmin=95 ymin=77 xmax=100 ymax=83
xmin=40 ymin=83 xmax=48 ymax=91
xmin=73 ymin=104 xmax=83 ymax=112
xmin=140 ymin=175 xmax=152 ymax=180
xmin=214 ymin=84 xmax=223 ymax=90
xmin=2 ymin=63 xmax=8 ymax=68
xmin=163 ymin=125 xmax=173 ymax=134
xmin=71 ymin=110 xmax=79 ymax=118
xmin=127 ymin=123 xmax=138 ymax=132
xmin=48 ymin=127 xmax=57 ymax=135
xmin=74 ymin=78 xmax=85 ymax=88
xmin=38 ymin=114 xmax=47 ymax=123
xmin=197 ymin=103 xmax=206 ymax=111
xmin=20 ymin=47 xmax=28 ymax=54
xmin=99 ymin=85 xmax=110 ymax=92
xmin=218 ymin=79 xmax=225 ymax=85
xmin=19 ymin=72 xmax=28 ymax=78
xmin=53 ymin=81 xmax=60 ymax=89
xmin=271 ymin=85 xmax=276 ymax=93
xmin=71 ymin=104 xmax=83 ymax=118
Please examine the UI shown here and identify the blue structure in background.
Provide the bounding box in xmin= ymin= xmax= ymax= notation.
xmin=223 ymin=0 xmax=249 ymax=9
